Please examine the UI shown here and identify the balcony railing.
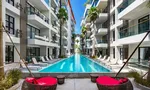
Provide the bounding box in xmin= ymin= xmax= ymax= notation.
xmin=119 ymin=21 xmax=149 ymax=39
xmin=6 ymin=0 xmax=22 ymax=10
xmin=97 ymin=40 xmax=107 ymax=44
xmin=28 ymin=8 xmax=49 ymax=24
xmin=29 ymin=33 xmax=49 ymax=42
xmin=118 ymin=0 xmax=135 ymax=13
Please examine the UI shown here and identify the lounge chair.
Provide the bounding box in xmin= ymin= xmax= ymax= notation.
xmin=41 ymin=56 xmax=53 ymax=64
xmin=105 ymin=58 xmax=118 ymax=66
xmin=20 ymin=60 xmax=42 ymax=71
xmin=49 ymin=56 xmax=60 ymax=62
xmin=32 ymin=58 xmax=48 ymax=67
xmin=97 ymin=55 xmax=102 ymax=60
xmin=101 ymin=56 xmax=110 ymax=64
xmin=99 ymin=56 xmax=107 ymax=62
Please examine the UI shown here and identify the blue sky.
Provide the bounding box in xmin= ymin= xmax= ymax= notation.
xmin=70 ymin=0 xmax=86 ymax=34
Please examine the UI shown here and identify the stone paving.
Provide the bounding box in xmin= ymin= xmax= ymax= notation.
xmin=18 ymin=78 xmax=141 ymax=90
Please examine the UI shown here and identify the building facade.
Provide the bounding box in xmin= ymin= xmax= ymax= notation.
xmin=2 ymin=0 xmax=75 ymax=71
xmin=81 ymin=0 xmax=150 ymax=68
xmin=81 ymin=0 xmax=109 ymax=56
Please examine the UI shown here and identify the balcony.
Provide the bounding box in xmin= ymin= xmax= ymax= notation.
xmin=96 ymin=0 xmax=108 ymax=10
xmin=5 ymin=1 xmax=20 ymax=16
xmin=95 ymin=40 xmax=108 ymax=48
xmin=28 ymin=0 xmax=49 ymax=11
xmin=118 ymin=0 xmax=149 ymax=20
xmin=50 ymin=7 xmax=58 ymax=20
xmin=5 ymin=29 xmax=21 ymax=44
xmin=28 ymin=11 xmax=49 ymax=28
xmin=96 ymin=13 xmax=108 ymax=24
xmin=28 ymin=35 xmax=50 ymax=46
xmin=96 ymin=28 xmax=108 ymax=35
xmin=85 ymin=23 xmax=91 ymax=28
xmin=116 ymin=22 xmax=150 ymax=45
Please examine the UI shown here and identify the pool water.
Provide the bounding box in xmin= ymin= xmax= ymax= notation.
xmin=39 ymin=54 xmax=111 ymax=73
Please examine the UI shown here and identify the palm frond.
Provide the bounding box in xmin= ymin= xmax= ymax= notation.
xmin=88 ymin=7 xmax=99 ymax=22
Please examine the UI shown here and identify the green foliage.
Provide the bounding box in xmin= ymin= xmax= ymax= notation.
xmin=59 ymin=55 xmax=66 ymax=58
xmin=88 ymin=7 xmax=99 ymax=22
xmin=57 ymin=8 xmax=68 ymax=24
xmin=127 ymin=71 xmax=150 ymax=87
xmin=0 ymin=69 xmax=22 ymax=90
xmin=81 ymin=26 xmax=87 ymax=34
xmin=147 ymin=0 xmax=150 ymax=8
xmin=90 ymin=55 xmax=97 ymax=59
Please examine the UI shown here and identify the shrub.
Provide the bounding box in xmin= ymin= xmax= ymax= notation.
xmin=0 ymin=69 xmax=22 ymax=90
xmin=127 ymin=71 xmax=150 ymax=87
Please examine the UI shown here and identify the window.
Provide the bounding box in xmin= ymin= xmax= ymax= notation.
xmin=27 ymin=47 xmax=40 ymax=57
xmin=6 ymin=0 xmax=14 ymax=6
xmin=113 ymin=14 xmax=115 ymax=24
xmin=139 ymin=47 xmax=150 ymax=61
xmin=113 ymin=30 xmax=115 ymax=41
xmin=138 ymin=15 xmax=149 ymax=34
xmin=5 ymin=45 xmax=14 ymax=64
xmin=27 ymin=24 xmax=40 ymax=38
xmin=5 ymin=14 xmax=15 ymax=35
xmin=113 ymin=48 xmax=115 ymax=58
xmin=113 ymin=0 xmax=115 ymax=7
xmin=27 ymin=3 xmax=35 ymax=15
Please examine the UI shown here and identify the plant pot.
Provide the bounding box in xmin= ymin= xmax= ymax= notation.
xmin=7 ymin=80 xmax=22 ymax=90
xmin=134 ymin=79 xmax=150 ymax=90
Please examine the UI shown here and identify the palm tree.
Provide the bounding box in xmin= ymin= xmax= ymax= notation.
xmin=88 ymin=7 xmax=99 ymax=57
xmin=81 ymin=26 xmax=87 ymax=54
xmin=0 ymin=0 xmax=4 ymax=79
xmin=57 ymin=8 xmax=68 ymax=57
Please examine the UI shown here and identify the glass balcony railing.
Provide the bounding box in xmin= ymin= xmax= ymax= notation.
xmin=118 ymin=0 xmax=135 ymax=13
xmin=97 ymin=40 xmax=107 ymax=44
xmin=119 ymin=21 xmax=149 ymax=39
xmin=28 ymin=8 xmax=49 ymax=24
xmin=92 ymin=0 xmax=99 ymax=7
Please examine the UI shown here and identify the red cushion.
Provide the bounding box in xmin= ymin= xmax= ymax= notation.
xmin=96 ymin=76 xmax=120 ymax=85
xmin=25 ymin=77 xmax=38 ymax=84
xmin=36 ymin=76 xmax=57 ymax=86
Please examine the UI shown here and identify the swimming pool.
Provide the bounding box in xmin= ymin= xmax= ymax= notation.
xmin=39 ymin=54 xmax=111 ymax=73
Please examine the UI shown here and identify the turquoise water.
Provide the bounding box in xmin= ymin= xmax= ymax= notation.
xmin=39 ymin=54 xmax=111 ymax=73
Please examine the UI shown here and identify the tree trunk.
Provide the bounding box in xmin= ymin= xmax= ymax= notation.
xmin=0 ymin=0 xmax=4 ymax=79
xmin=92 ymin=22 xmax=96 ymax=57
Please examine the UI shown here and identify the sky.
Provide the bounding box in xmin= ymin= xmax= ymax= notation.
xmin=70 ymin=0 xmax=86 ymax=34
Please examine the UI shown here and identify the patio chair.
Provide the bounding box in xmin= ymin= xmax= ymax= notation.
xmin=22 ymin=76 xmax=57 ymax=90
xmin=20 ymin=60 xmax=42 ymax=71
xmin=106 ymin=58 xmax=118 ymax=66
xmin=97 ymin=55 xmax=102 ymax=60
xmin=32 ymin=58 xmax=48 ymax=67
xmin=99 ymin=56 xmax=107 ymax=62
xmin=40 ymin=56 xmax=53 ymax=64
xmin=49 ymin=56 xmax=60 ymax=62
xmin=96 ymin=76 xmax=133 ymax=90
xmin=101 ymin=57 xmax=110 ymax=64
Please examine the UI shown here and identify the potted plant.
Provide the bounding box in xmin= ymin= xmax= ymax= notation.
xmin=128 ymin=71 xmax=150 ymax=90
xmin=0 ymin=69 xmax=22 ymax=90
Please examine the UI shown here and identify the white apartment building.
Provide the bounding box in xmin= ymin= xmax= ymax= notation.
xmin=81 ymin=0 xmax=109 ymax=56
xmin=81 ymin=0 xmax=150 ymax=69
xmin=110 ymin=0 xmax=150 ymax=68
xmin=2 ymin=0 xmax=75 ymax=71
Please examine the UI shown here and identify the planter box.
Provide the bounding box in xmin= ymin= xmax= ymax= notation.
xmin=8 ymin=80 xmax=22 ymax=90
xmin=134 ymin=79 xmax=150 ymax=90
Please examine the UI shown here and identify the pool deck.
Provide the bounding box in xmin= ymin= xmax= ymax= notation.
xmin=18 ymin=78 xmax=141 ymax=90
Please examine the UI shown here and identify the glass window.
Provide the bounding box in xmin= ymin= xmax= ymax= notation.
xmin=113 ymin=48 xmax=115 ymax=58
xmin=6 ymin=0 xmax=14 ymax=6
xmin=5 ymin=14 xmax=15 ymax=35
xmin=5 ymin=45 xmax=14 ymax=64
xmin=138 ymin=15 xmax=149 ymax=34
